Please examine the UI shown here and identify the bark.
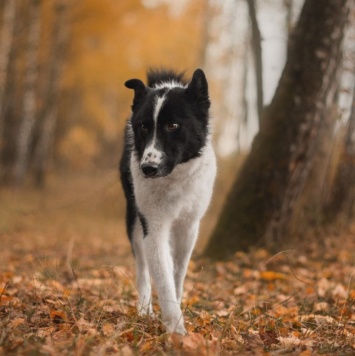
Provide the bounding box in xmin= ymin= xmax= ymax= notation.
xmin=246 ymin=0 xmax=263 ymax=126
xmin=33 ymin=0 xmax=70 ymax=187
xmin=0 ymin=2 xmax=25 ymax=184
xmin=205 ymin=0 xmax=351 ymax=259
xmin=0 ymin=0 xmax=17 ymax=156
xmin=238 ymin=44 xmax=249 ymax=153
xmin=283 ymin=0 xmax=294 ymax=35
xmin=14 ymin=0 xmax=41 ymax=184
xmin=325 ymin=86 xmax=355 ymax=221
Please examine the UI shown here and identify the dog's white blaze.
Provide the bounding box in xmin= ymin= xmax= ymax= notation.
xmin=141 ymin=94 xmax=166 ymax=166
xmin=153 ymin=95 xmax=166 ymax=123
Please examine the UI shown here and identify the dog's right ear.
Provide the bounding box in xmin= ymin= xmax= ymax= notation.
xmin=125 ymin=79 xmax=147 ymax=112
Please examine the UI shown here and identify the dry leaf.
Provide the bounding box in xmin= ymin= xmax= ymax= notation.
xmin=102 ymin=322 xmax=114 ymax=336
xmin=260 ymin=271 xmax=287 ymax=281
xmin=50 ymin=310 xmax=67 ymax=323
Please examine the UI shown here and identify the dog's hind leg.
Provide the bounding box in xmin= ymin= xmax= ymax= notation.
xmin=132 ymin=221 xmax=153 ymax=316
xmin=171 ymin=220 xmax=200 ymax=305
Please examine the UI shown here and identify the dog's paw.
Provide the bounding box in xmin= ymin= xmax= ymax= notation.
xmin=172 ymin=324 xmax=187 ymax=336
xmin=165 ymin=319 xmax=187 ymax=335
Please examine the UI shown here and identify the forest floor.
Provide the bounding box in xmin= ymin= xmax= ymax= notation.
xmin=1 ymin=171 xmax=355 ymax=355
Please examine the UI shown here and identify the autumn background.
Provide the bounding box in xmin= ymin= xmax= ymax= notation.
xmin=1 ymin=0 xmax=355 ymax=354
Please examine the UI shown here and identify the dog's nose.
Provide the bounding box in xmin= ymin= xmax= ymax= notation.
xmin=141 ymin=164 xmax=158 ymax=177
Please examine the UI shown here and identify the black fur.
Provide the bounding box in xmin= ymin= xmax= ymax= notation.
xmin=137 ymin=212 xmax=148 ymax=238
xmin=120 ymin=68 xmax=210 ymax=243
xmin=119 ymin=127 xmax=136 ymax=241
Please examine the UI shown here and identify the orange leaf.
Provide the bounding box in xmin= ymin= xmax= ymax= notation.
xmin=50 ymin=310 xmax=67 ymax=323
xmin=102 ymin=322 xmax=114 ymax=336
xmin=260 ymin=271 xmax=287 ymax=281
xmin=0 ymin=295 xmax=13 ymax=304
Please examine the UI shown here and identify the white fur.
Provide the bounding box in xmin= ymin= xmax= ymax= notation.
xmin=141 ymin=94 xmax=166 ymax=166
xmin=130 ymin=140 xmax=216 ymax=334
xmin=153 ymin=95 xmax=166 ymax=122
xmin=153 ymin=80 xmax=187 ymax=90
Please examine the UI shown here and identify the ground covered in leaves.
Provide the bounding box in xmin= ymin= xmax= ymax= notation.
xmin=1 ymin=177 xmax=355 ymax=355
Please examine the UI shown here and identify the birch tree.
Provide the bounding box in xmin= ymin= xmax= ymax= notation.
xmin=0 ymin=0 xmax=17 ymax=155
xmin=33 ymin=0 xmax=71 ymax=187
xmin=14 ymin=0 xmax=42 ymax=184
xmin=247 ymin=0 xmax=263 ymax=125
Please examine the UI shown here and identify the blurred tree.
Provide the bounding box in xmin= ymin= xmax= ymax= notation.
xmin=247 ymin=0 xmax=263 ymax=126
xmin=33 ymin=0 xmax=71 ymax=187
xmin=0 ymin=1 xmax=25 ymax=184
xmin=14 ymin=0 xmax=42 ymax=184
xmin=0 ymin=0 xmax=16 ymax=153
xmin=205 ymin=0 xmax=351 ymax=259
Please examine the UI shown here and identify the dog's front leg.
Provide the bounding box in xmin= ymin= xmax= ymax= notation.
xmin=144 ymin=223 xmax=186 ymax=335
xmin=172 ymin=221 xmax=199 ymax=305
xmin=132 ymin=222 xmax=153 ymax=315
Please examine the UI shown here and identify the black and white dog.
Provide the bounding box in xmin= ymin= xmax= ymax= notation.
xmin=120 ymin=68 xmax=216 ymax=334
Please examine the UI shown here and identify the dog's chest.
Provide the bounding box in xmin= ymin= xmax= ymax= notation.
xmin=130 ymin=146 xmax=216 ymax=220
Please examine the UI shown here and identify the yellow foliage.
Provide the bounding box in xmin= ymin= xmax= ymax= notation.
xmin=58 ymin=126 xmax=99 ymax=168
xmin=58 ymin=0 xmax=205 ymax=168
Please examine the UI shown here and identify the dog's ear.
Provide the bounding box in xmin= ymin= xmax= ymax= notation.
xmin=186 ymin=69 xmax=210 ymax=108
xmin=125 ymin=79 xmax=147 ymax=112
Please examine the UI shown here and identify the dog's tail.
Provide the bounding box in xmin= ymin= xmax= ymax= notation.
xmin=147 ymin=68 xmax=186 ymax=88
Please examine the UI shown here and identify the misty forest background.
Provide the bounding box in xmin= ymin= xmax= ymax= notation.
xmin=0 ymin=0 xmax=355 ymax=261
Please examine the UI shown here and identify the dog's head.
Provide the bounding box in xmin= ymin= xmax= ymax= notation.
xmin=125 ymin=69 xmax=210 ymax=178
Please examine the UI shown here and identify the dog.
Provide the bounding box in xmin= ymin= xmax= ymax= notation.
xmin=120 ymin=68 xmax=216 ymax=334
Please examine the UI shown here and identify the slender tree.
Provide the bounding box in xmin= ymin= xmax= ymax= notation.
xmin=205 ymin=0 xmax=351 ymax=259
xmin=0 ymin=0 xmax=17 ymax=180
xmin=33 ymin=0 xmax=71 ymax=187
xmin=246 ymin=0 xmax=263 ymax=126
xmin=14 ymin=0 xmax=42 ymax=184
xmin=0 ymin=0 xmax=17 ymax=157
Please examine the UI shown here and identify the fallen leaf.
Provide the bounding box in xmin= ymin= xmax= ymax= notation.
xmin=241 ymin=331 xmax=264 ymax=348
xmin=10 ymin=318 xmax=25 ymax=328
xmin=260 ymin=271 xmax=287 ymax=281
xmin=50 ymin=310 xmax=67 ymax=323
xmin=102 ymin=322 xmax=114 ymax=336
xmin=170 ymin=332 xmax=219 ymax=355
xmin=259 ymin=329 xmax=279 ymax=347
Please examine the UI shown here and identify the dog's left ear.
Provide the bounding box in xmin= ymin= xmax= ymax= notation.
xmin=125 ymin=79 xmax=147 ymax=112
xmin=186 ymin=69 xmax=210 ymax=108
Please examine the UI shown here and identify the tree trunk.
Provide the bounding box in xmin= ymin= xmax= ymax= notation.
xmin=0 ymin=1 xmax=25 ymax=184
xmin=14 ymin=0 xmax=41 ymax=185
xmin=33 ymin=0 xmax=70 ymax=187
xmin=205 ymin=0 xmax=351 ymax=260
xmin=283 ymin=0 xmax=294 ymax=35
xmin=247 ymin=0 xmax=263 ymax=126
xmin=325 ymin=85 xmax=355 ymax=221
xmin=0 ymin=0 xmax=17 ymax=158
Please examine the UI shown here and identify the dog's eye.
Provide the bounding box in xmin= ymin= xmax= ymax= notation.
xmin=140 ymin=124 xmax=148 ymax=133
xmin=166 ymin=122 xmax=179 ymax=132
